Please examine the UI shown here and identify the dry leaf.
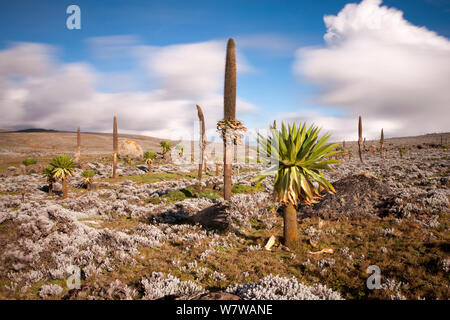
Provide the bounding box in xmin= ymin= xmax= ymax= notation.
xmin=309 ymin=239 xmax=319 ymax=248
xmin=308 ymin=248 xmax=334 ymax=255
xmin=265 ymin=235 xmax=276 ymax=251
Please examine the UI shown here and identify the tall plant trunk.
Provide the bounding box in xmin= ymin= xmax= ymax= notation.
xmin=113 ymin=116 xmax=118 ymax=178
xmin=215 ymin=163 xmax=219 ymax=176
xmin=49 ymin=182 xmax=53 ymax=196
xmin=256 ymin=129 xmax=260 ymax=163
xmin=62 ymin=178 xmax=68 ymax=199
xmin=358 ymin=116 xmax=364 ymax=163
xmin=76 ymin=126 xmax=81 ymax=162
xmin=196 ymin=105 xmax=206 ymax=192
xmin=191 ymin=140 xmax=195 ymax=164
xmin=112 ymin=152 xmax=117 ymax=178
xmin=284 ymin=203 xmax=298 ymax=247
xmin=224 ymin=138 xmax=233 ymax=200
xmin=380 ymin=128 xmax=384 ymax=159
xmin=197 ymin=163 xmax=203 ymax=192
xmin=223 ymin=38 xmax=236 ymax=201
xmin=147 ymin=163 xmax=152 ymax=174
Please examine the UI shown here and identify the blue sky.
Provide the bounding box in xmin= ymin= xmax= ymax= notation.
xmin=0 ymin=0 xmax=449 ymax=140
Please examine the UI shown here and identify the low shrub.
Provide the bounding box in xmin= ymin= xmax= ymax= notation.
xmin=22 ymin=158 xmax=37 ymax=166
xmin=232 ymin=184 xmax=265 ymax=194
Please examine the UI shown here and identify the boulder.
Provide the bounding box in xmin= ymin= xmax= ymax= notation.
xmin=188 ymin=203 xmax=230 ymax=230
xmin=77 ymin=162 xmax=91 ymax=171
xmin=118 ymin=140 xmax=143 ymax=159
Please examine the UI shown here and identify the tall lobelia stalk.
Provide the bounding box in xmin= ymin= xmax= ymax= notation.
xmin=76 ymin=126 xmax=81 ymax=162
xmin=380 ymin=128 xmax=385 ymax=159
xmin=358 ymin=116 xmax=364 ymax=163
xmin=211 ymin=144 xmax=217 ymax=175
xmin=112 ymin=116 xmax=118 ymax=178
xmin=191 ymin=126 xmax=195 ymax=164
xmin=196 ymin=104 xmax=206 ymax=191
xmin=256 ymin=129 xmax=260 ymax=164
xmin=204 ymin=142 xmax=208 ymax=173
xmin=223 ymin=38 xmax=236 ymax=200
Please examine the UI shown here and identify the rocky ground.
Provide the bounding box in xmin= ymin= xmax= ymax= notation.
xmin=0 ymin=138 xmax=448 ymax=300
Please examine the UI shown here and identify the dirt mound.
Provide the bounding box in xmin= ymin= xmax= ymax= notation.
xmin=300 ymin=173 xmax=393 ymax=218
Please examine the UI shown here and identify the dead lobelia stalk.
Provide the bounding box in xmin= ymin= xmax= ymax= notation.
xmin=358 ymin=116 xmax=364 ymax=163
xmin=222 ymin=38 xmax=236 ymax=200
xmin=112 ymin=116 xmax=118 ymax=178
xmin=380 ymin=128 xmax=385 ymax=159
xmin=75 ymin=126 xmax=81 ymax=163
xmin=196 ymin=104 xmax=206 ymax=191
xmin=256 ymin=129 xmax=260 ymax=164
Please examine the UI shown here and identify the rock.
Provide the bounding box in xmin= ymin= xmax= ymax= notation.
xmin=7 ymin=166 xmax=16 ymax=171
xmin=118 ymin=140 xmax=143 ymax=159
xmin=77 ymin=162 xmax=91 ymax=171
xmin=188 ymin=204 xmax=230 ymax=230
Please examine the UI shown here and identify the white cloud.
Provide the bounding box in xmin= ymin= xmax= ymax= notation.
xmin=274 ymin=110 xmax=401 ymax=142
xmin=292 ymin=0 xmax=450 ymax=140
xmin=0 ymin=42 xmax=54 ymax=77
xmin=86 ymin=35 xmax=141 ymax=60
xmin=0 ymin=39 xmax=258 ymax=140
xmin=135 ymin=41 xmax=254 ymax=98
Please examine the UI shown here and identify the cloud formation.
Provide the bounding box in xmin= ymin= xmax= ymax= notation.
xmin=292 ymin=0 xmax=450 ymax=140
xmin=0 ymin=39 xmax=257 ymax=140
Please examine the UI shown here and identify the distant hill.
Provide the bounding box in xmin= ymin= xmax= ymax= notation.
xmin=0 ymin=128 xmax=447 ymax=163
xmin=14 ymin=128 xmax=62 ymax=133
xmin=0 ymin=129 xmax=181 ymax=161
